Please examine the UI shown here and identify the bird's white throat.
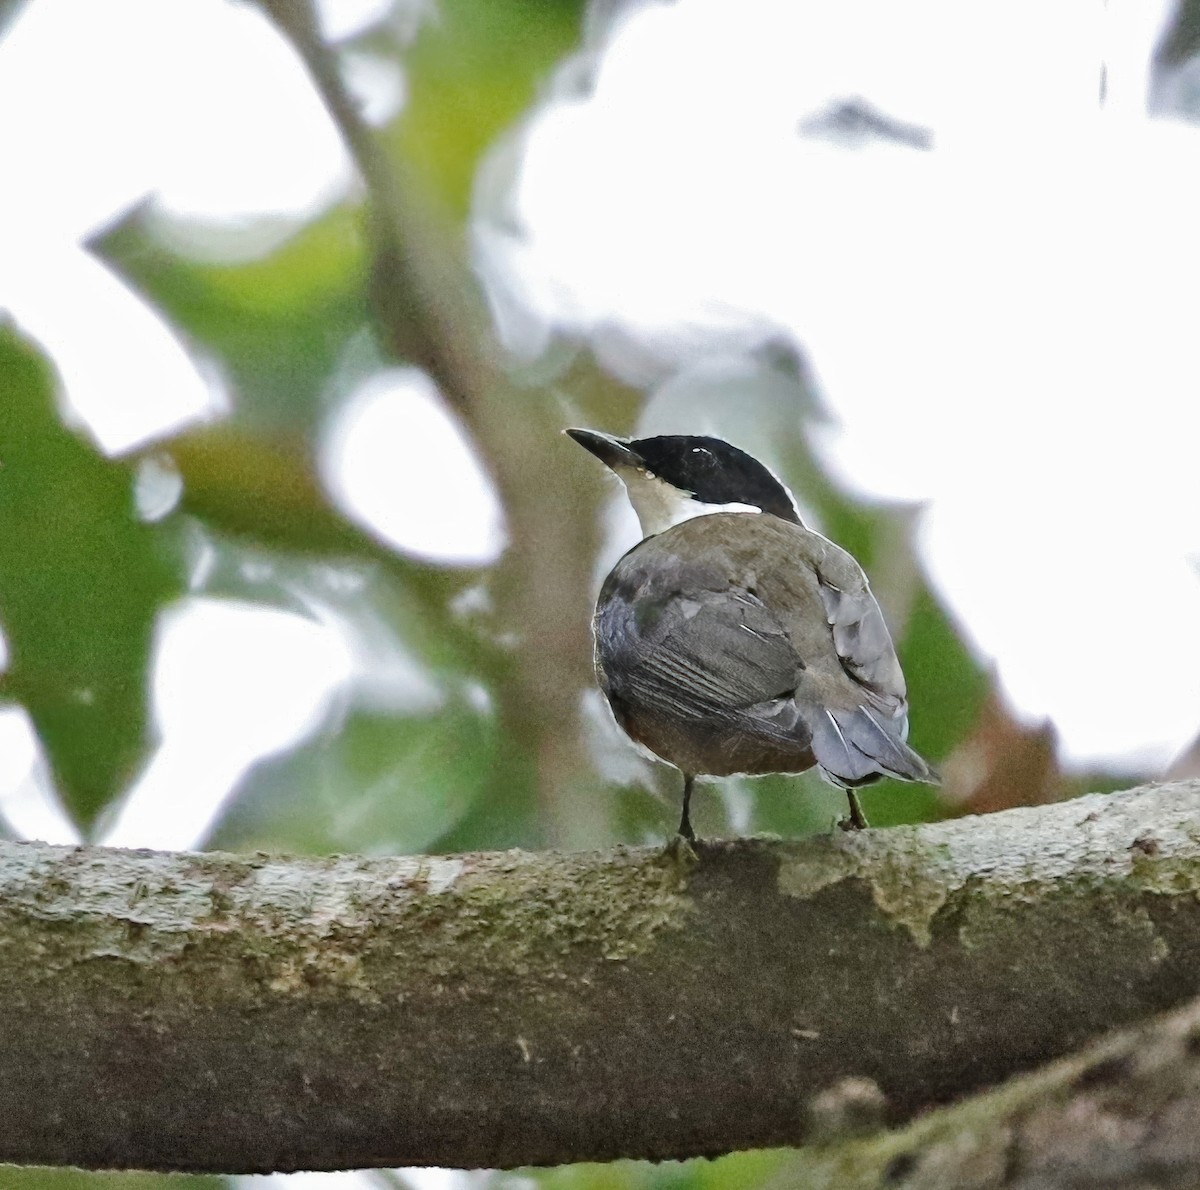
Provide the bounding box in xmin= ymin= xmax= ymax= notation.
xmin=618 ymin=468 xmax=759 ymax=538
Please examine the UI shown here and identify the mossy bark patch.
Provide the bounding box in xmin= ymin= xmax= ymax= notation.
xmin=1 ymin=782 xmax=1200 ymax=1171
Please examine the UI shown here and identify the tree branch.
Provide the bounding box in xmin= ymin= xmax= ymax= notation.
xmin=259 ymin=0 xmax=495 ymax=410
xmin=781 ymin=990 xmax=1200 ymax=1189
xmin=3 ymin=781 xmax=1200 ymax=1173
xmin=259 ymin=0 xmax=608 ymax=849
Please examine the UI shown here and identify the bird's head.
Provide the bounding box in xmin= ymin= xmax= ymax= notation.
xmin=566 ymin=428 xmax=800 ymax=538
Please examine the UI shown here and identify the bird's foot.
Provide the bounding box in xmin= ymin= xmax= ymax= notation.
xmin=838 ymin=789 xmax=870 ymax=832
xmin=663 ymin=831 xmax=699 ymax=870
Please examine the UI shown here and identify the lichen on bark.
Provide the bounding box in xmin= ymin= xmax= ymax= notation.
xmin=1 ymin=781 xmax=1199 ymax=1173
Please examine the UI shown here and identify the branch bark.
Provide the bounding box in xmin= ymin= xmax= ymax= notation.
xmin=2 ymin=781 xmax=1200 ymax=1174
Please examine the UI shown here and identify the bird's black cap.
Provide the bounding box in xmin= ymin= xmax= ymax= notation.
xmin=567 ymin=428 xmax=800 ymax=524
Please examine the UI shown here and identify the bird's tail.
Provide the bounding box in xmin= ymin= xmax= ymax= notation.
xmin=809 ymin=702 xmax=939 ymax=787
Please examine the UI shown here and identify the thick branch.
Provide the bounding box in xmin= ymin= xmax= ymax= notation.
xmin=3 ymin=781 xmax=1199 ymax=1173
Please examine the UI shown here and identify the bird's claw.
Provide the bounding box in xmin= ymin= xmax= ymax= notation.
xmin=663 ymin=832 xmax=699 ymax=869
xmin=839 ymin=789 xmax=870 ymax=831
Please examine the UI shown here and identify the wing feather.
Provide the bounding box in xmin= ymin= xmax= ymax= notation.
xmin=814 ymin=557 xmax=906 ymax=709
xmin=623 ymin=593 xmax=802 ymax=715
xmin=594 ymin=518 xmax=937 ymax=785
xmin=804 ymin=542 xmax=938 ymax=784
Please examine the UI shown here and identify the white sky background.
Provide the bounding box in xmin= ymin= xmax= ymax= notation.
xmin=497 ymin=0 xmax=1200 ymax=772
xmin=0 ymin=0 xmax=1196 ymax=877
xmin=0 ymin=0 xmax=1197 ymax=1186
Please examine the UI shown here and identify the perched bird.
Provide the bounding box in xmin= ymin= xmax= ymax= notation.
xmin=567 ymin=427 xmax=937 ymax=840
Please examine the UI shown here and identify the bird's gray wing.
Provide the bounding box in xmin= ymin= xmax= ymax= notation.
xmin=603 ymin=586 xmax=803 ymax=719
xmin=802 ymin=539 xmax=938 ymax=785
xmin=811 ymin=544 xmax=907 ymax=711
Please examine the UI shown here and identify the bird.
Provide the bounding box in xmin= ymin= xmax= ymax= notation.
xmin=566 ymin=427 xmax=937 ymax=841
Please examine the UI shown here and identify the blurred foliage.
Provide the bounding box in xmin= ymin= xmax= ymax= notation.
xmin=497 ymin=1149 xmax=794 ymax=1190
xmin=0 ymin=0 xmax=25 ymax=39
xmin=394 ymin=0 xmax=587 ymax=215
xmin=0 ymin=1170 xmax=222 ymax=1190
xmin=0 ymin=0 xmax=1149 ymax=1186
xmin=96 ymin=206 xmax=368 ymax=434
xmin=210 ymin=700 xmax=498 ymax=854
xmin=0 ymin=323 xmax=182 ymax=828
xmin=1157 ymin=0 xmax=1200 ymax=67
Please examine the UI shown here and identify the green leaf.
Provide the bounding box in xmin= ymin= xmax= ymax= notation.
xmin=397 ymin=0 xmax=587 ymax=215
xmin=504 ymin=1148 xmax=794 ymax=1190
xmin=207 ymin=700 xmax=497 ymax=856
xmin=697 ymin=1149 xmax=795 ymax=1189
xmin=0 ymin=1169 xmax=223 ymax=1190
xmin=93 ymin=206 xmax=369 ymax=434
xmin=899 ymin=585 xmax=990 ymax=762
xmin=0 ymin=324 xmax=181 ymax=829
xmin=743 ymin=771 xmax=849 ymax=838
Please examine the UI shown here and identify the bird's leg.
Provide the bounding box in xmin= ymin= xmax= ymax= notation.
xmin=839 ymin=788 xmax=870 ymax=832
xmin=677 ymin=773 xmax=697 ymax=842
xmin=663 ymin=773 xmax=699 ymax=867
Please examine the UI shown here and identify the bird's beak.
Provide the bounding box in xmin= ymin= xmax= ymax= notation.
xmin=564 ymin=428 xmax=645 ymax=472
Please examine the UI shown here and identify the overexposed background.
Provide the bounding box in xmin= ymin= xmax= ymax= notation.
xmin=2 ymin=0 xmax=1199 ymax=1186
